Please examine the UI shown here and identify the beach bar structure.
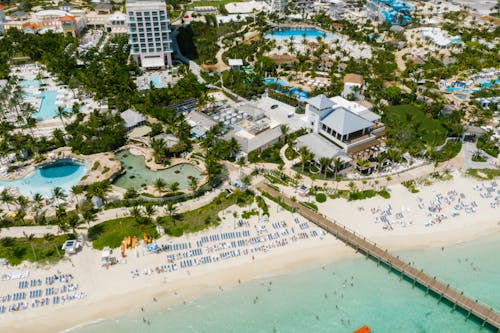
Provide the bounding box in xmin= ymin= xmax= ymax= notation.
xmin=257 ymin=182 xmax=500 ymax=331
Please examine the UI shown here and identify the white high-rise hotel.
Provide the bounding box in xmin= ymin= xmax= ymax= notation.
xmin=126 ymin=0 xmax=172 ymax=69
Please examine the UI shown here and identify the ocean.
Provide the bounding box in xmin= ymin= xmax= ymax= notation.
xmin=71 ymin=233 xmax=500 ymax=333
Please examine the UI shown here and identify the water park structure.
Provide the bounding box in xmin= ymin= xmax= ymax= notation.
xmin=367 ymin=0 xmax=412 ymax=26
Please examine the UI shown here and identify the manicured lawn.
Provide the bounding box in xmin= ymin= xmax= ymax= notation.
xmin=430 ymin=141 xmax=462 ymax=162
xmin=187 ymin=0 xmax=243 ymax=8
xmin=157 ymin=190 xmax=254 ymax=236
xmin=383 ymin=104 xmax=448 ymax=154
xmin=0 ymin=234 xmax=74 ymax=265
xmin=88 ymin=218 xmax=158 ymax=250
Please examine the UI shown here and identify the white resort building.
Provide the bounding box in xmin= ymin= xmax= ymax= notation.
xmin=126 ymin=0 xmax=173 ymax=69
xmin=305 ymin=95 xmax=385 ymax=154
xmin=270 ymin=0 xmax=288 ymax=14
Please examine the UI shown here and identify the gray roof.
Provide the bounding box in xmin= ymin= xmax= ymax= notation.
xmin=93 ymin=3 xmax=113 ymax=9
xmin=236 ymin=126 xmax=282 ymax=153
xmin=120 ymin=109 xmax=146 ymax=128
xmin=152 ymin=133 xmax=179 ymax=148
xmin=307 ymin=94 xmax=334 ymax=110
xmin=10 ymin=11 xmax=27 ymax=18
xmin=321 ymin=107 xmax=373 ymax=135
xmin=356 ymin=109 xmax=381 ymax=122
xmin=187 ymin=110 xmax=216 ymax=130
xmin=296 ymin=133 xmax=351 ymax=162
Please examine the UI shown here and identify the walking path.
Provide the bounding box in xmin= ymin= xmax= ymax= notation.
xmin=279 ymin=144 xmax=300 ymax=169
xmin=259 ymin=143 xmax=466 ymax=190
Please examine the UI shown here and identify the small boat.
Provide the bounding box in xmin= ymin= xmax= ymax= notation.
xmin=353 ymin=325 xmax=371 ymax=333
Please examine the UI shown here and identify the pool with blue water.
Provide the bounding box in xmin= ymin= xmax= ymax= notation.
xmin=0 ymin=159 xmax=87 ymax=198
xmin=265 ymin=28 xmax=336 ymax=41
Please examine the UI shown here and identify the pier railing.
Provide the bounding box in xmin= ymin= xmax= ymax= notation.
xmin=257 ymin=182 xmax=500 ymax=330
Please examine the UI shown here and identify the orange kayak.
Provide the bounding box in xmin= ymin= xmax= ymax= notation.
xmin=353 ymin=325 xmax=371 ymax=333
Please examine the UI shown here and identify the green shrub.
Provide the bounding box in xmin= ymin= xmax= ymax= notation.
xmin=348 ymin=190 xmax=377 ymax=201
xmin=241 ymin=209 xmax=259 ymax=219
xmin=261 ymin=191 xmax=294 ymax=212
xmin=315 ymin=193 xmax=327 ymax=203
xmin=402 ymin=180 xmax=419 ymax=193
xmin=256 ymin=195 xmax=269 ymax=216
xmin=378 ymin=190 xmax=391 ymax=199
xmin=477 ymin=132 xmax=498 ymax=157
xmin=466 ymin=168 xmax=500 ymax=180
xmin=301 ymin=201 xmax=318 ymax=211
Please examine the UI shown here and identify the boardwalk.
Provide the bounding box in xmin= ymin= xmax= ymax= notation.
xmin=257 ymin=182 xmax=500 ymax=330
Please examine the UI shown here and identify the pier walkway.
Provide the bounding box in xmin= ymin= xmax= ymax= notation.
xmin=257 ymin=182 xmax=500 ymax=330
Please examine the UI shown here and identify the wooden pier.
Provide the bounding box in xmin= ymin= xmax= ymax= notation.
xmin=258 ymin=182 xmax=500 ymax=330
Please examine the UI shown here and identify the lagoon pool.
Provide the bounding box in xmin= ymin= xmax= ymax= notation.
xmin=113 ymin=150 xmax=201 ymax=191
xmin=0 ymin=159 xmax=87 ymax=198
xmin=265 ymin=28 xmax=336 ymax=41
xmin=263 ymin=77 xmax=309 ymax=100
xmin=263 ymin=77 xmax=287 ymax=86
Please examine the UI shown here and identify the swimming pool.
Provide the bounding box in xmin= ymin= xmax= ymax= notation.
xmin=264 ymin=28 xmax=336 ymax=42
xmin=150 ymin=75 xmax=164 ymax=88
xmin=263 ymin=77 xmax=309 ymax=101
xmin=113 ymin=150 xmax=202 ymax=191
xmin=37 ymin=90 xmax=59 ymax=119
xmin=20 ymin=79 xmax=41 ymax=88
xmin=0 ymin=159 xmax=87 ymax=198
xmin=263 ymin=78 xmax=288 ymax=86
xmin=445 ymin=87 xmax=462 ymax=92
xmin=454 ymin=93 xmax=468 ymax=100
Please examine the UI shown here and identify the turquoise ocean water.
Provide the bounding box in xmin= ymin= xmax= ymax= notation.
xmin=72 ymin=233 xmax=500 ymax=333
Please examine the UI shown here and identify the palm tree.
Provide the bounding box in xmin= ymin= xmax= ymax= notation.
xmin=82 ymin=209 xmax=97 ymax=227
xmin=376 ymin=154 xmax=386 ymax=171
xmin=0 ymin=189 xmax=14 ymax=211
xmin=56 ymin=106 xmax=69 ymax=126
xmin=66 ymin=212 xmax=83 ymax=235
xmin=169 ymin=181 xmax=180 ymax=192
xmin=188 ymin=176 xmax=198 ymax=192
xmin=280 ymin=124 xmax=290 ymax=143
xmin=144 ymin=205 xmax=156 ymax=221
xmin=71 ymin=185 xmax=83 ymax=203
xmin=56 ymin=216 xmax=69 ymax=234
xmin=387 ymin=149 xmax=400 ymax=165
xmin=151 ymin=138 xmax=166 ymax=164
xmin=166 ymin=201 xmax=177 ymax=223
xmin=23 ymin=232 xmax=37 ymax=260
xmin=299 ymin=146 xmax=311 ymax=172
xmin=333 ymin=158 xmax=343 ymax=178
xmin=154 ymin=178 xmax=167 ymax=194
xmin=52 ymin=187 xmax=66 ymax=205
xmin=130 ymin=206 xmax=142 ymax=224
xmin=319 ymin=157 xmax=332 ymax=177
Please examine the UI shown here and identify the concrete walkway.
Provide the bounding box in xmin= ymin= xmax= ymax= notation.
xmin=279 ymin=144 xmax=300 ymax=169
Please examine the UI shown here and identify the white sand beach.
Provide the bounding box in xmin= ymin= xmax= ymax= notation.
xmin=0 ymin=173 xmax=498 ymax=333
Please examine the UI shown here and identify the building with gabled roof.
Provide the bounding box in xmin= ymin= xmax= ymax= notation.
xmin=305 ymin=94 xmax=385 ymax=154
xmin=120 ymin=109 xmax=147 ymax=131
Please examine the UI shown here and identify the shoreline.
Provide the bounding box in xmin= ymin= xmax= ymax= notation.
xmin=0 ymin=174 xmax=499 ymax=332
xmin=3 ymin=226 xmax=499 ymax=333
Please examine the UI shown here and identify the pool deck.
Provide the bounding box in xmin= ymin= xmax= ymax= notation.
xmin=0 ymin=147 xmax=122 ymax=187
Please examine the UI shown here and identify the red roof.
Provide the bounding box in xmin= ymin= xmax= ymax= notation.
xmin=0 ymin=4 xmax=6 ymax=10
xmin=59 ymin=15 xmax=76 ymax=22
